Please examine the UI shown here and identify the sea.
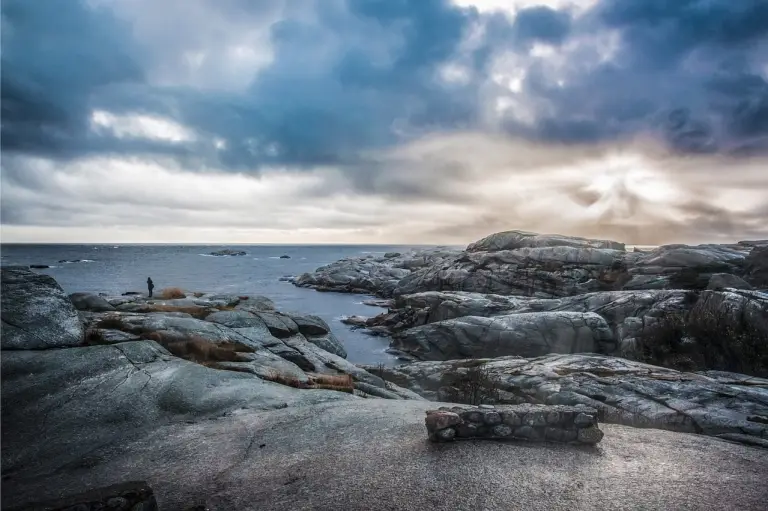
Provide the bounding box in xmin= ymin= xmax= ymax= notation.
xmin=0 ymin=244 xmax=437 ymax=366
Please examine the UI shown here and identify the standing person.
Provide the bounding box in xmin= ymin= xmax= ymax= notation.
xmin=147 ymin=277 xmax=154 ymax=298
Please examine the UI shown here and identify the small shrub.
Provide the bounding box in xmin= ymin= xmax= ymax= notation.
xmin=262 ymin=370 xmax=306 ymax=389
xmin=159 ymin=287 xmax=187 ymax=299
xmin=84 ymin=329 xmax=108 ymax=345
xmin=440 ymin=363 xmax=500 ymax=405
xmin=637 ymin=304 xmax=768 ymax=377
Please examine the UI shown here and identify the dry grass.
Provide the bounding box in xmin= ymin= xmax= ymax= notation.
xmin=159 ymin=287 xmax=187 ymax=299
xmin=148 ymin=333 xmax=252 ymax=365
xmin=261 ymin=371 xmax=355 ymax=393
xmin=262 ymin=371 xmax=307 ymax=389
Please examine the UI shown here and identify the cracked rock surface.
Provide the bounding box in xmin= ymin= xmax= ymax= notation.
xmin=364 ymin=353 xmax=768 ymax=448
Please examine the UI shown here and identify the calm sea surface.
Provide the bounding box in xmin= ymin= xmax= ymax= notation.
xmin=0 ymin=244 xmax=437 ymax=366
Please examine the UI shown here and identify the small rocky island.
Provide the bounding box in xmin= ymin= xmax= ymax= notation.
xmin=2 ymin=228 xmax=768 ymax=510
xmin=209 ymin=249 xmax=246 ymax=256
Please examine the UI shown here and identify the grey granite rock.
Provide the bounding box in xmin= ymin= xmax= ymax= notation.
xmin=369 ymin=353 xmax=768 ymax=447
xmin=390 ymin=311 xmax=613 ymax=360
xmin=1 ymin=266 xmax=84 ymax=349
xmin=69 ymin=292 xmax=117 ymax=312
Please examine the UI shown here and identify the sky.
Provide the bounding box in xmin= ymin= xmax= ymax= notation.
xmin=2 ymin=0 xmax=767 ymax=245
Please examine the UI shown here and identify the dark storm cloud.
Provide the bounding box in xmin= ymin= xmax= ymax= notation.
xmin=503 ymin=0 xmax=768 ymax=153
xmin=1 ymin=0 xmax=486 ymax=170
xmin=2 ymin=0 xmax=768 ymax=177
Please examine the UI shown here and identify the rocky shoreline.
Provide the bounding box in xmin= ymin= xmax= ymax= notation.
xmin=3 ymin=229 xmax=768 ymax=509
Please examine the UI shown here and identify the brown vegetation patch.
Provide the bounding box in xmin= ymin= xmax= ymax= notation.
xmin=144 ymin=304 xmax=214 ymax=319
xmin=159 ymin=287 xmax=186 ymax=299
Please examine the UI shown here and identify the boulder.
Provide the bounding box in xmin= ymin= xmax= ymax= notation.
xmin=286 ymin=313 xmax=331 ymax=336
xmin=69 ymin=292 xmax=117 ymax=312
xmin=1 ymin=266 xmax=84 ymax=349
xmin=390 ymin=312 xmax=613 ymax=360
xmin=304 ymin=332 xmax=347 ymax=359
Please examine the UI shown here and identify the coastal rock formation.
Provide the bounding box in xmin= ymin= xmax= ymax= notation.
xmin=364 ymin=353 xmax=768 ymax=448
xmin=425 ymin=404 xmax=604 ymax=445
xmin=295 ymin=230 xmax=766 ymax=299
xmin=293 ymin=247 xmax=461 ymax=297
xmin=1 ymin=266 xmax=85 ymax=350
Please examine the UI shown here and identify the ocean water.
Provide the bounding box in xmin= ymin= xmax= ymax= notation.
xmin=0 ymin=244 xmax=430 ymax=366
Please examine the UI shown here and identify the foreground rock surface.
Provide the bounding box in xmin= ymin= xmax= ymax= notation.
xmin=366 ymin=353 xmax=768 ymax=448
xmin=3 ymin=267 xmax=768 ymax=509
xmin=3 ymin=396 xmax=767 ymax=510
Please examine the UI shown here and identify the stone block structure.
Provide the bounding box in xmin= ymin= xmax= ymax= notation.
xmin=425 ymin=404 xmax=604 ymax=445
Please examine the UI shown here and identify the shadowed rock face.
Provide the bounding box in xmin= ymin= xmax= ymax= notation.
xmin=1 ymin=266 xmax=84 ymax=349
xmin=364 ymin=353 xmax=768 ymax=448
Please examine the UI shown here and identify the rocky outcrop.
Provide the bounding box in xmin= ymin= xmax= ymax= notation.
xmin=293 ymin=247 xmax=461 ymax=297
xmin=425 ymin=404 xmax=604 ymax=445
xmin=1 ymin=266 xmax=84 ymax=350
xmin=296 ymin=230 xmax=765 ymax=299
xmin=390 ymin=311 xmax=614 ymax=360
xmin=4 ymin=395 xmax=767 ymax=510
xmin=467 ymin=230 xmax=625 ymax=252
xmin=365 ymin=353 xmax=768 ymax=448
xmin=209 ymin=249 xmax=246 ymax=256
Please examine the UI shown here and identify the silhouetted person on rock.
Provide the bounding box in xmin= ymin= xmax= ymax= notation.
xmin=147 ymin=277 xmax=154 ymax=298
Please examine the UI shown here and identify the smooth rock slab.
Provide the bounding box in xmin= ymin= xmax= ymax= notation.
xmin=426 ymin=404 xmax=602 ymax=445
